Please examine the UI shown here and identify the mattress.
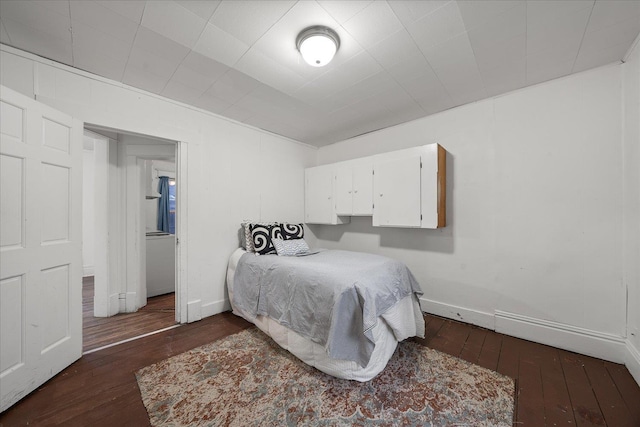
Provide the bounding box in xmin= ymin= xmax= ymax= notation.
xmin=226 ymin=248 xmax=424 ymax=382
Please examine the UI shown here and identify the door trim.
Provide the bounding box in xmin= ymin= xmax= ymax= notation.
xmin=83 ymin=125 xmax=186 ymax=324
xmin=176 ymin=141 xmax=188 ymax=324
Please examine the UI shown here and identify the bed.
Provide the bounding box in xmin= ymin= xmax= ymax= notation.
xmin=226 ymin=247 xmax=425 ymax=382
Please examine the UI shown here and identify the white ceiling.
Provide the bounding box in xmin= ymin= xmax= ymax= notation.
xmin=1 ymin=1 xmax=638 ymax=146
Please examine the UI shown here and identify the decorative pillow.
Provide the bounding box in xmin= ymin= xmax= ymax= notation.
xmin=280 ymin=223 xmax=304 ymax=240
xmin=242 ymin=221 xmax=279 ymax=252
xmin=250 ymin=223 xmax=282 ymax=255
xmin=273 ymin=238 xmax=309 ymax=256
xmin=241 ymin=222 xmax=253 ymax=252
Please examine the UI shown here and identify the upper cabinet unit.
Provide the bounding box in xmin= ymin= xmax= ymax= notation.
xmin=304 ymin=165 xmax=349 ymax=225
xmin=305 ymin=143 xmax=446 ymax=229
xmin=372 ymin=144 xmax=446 ymax=228
xmin=334 ymin=158 xmax=373 ymax=216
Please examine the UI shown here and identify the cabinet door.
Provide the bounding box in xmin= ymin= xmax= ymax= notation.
xmin=334 ymin=166 xmax=353 ymax=215
xmin=352 ymin=162 xmax=373 ymax=215
xmin=305 ymin=166 xmax=334 ymax=224
xmin=373 ymin=155 xmax=421 ymax=227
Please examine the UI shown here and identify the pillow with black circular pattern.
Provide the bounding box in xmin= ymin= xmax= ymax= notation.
xmin=280 ymin=223 xmax=304 ymax=240
xmin=242 ymin=221 xmax=279 ymax=252
xmin=249 ymin=223 xmax=283 ymax=255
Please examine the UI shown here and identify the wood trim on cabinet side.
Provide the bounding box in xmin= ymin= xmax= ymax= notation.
xmin=437 ymin=144 xmax=447 ymax=228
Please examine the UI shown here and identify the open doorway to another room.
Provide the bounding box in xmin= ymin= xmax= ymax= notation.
xmin=81 ymin=127 xmax=181 ymax=353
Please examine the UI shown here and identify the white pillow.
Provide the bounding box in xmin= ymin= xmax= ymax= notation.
xmin=272 ymin=238 xmax=309 ymax=256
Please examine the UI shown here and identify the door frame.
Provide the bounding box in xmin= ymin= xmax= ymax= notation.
xmin=176 ymin=140 xmax=187 ymax=324
xmin=84 ymin=125 xmax=187 ymax=324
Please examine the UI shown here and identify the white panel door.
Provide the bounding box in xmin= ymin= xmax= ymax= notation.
xmin=0 ymin=85 xmax=83 ymax=412
xmin=305 ymin=166 xmax=333 ymax=224
xmin=373 ymin=155 xmax=421 ymax=227
xmin=352 ymin=161 xmax=373 ymax=215
xmin=334 ymin=166 xmax=353 ymax=215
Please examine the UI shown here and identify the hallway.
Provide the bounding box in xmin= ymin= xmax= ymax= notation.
xmin=82 ymin=276 xmax=177 ymax=352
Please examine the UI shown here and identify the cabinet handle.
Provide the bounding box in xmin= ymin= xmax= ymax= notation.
xmin=348 ymin=190 xmax=352 ymax=194
xmin=354 ymin=190 xmax=358 ymax=193
xmin=379 ymin=193 xmax=383 ymax=197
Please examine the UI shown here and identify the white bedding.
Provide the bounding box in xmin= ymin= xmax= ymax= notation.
xmin=226 ymin=248 xmax=425 ymax=382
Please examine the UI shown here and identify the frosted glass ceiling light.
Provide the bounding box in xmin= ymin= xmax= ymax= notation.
xmin=296 ymin=26 xmax=340 ymax=67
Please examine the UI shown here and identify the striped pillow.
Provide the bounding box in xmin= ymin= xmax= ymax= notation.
xmin=272 ymin=238 xmax=309 ymax=256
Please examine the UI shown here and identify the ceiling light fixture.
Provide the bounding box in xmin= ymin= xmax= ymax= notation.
xmin=296 ymin=26 xmax=340 ymax=67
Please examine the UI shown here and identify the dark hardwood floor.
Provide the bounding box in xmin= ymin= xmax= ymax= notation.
xmin=83 ymin=276 xmax=177 ymax=352
xmin=414 ymin=315 xmax=640 ymax=427
xmin=2 ymin=312 xmax=639 ymax=426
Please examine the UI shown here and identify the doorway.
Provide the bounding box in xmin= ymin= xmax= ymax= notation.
xmin=81 ymin=127 xmax=181 ymax=353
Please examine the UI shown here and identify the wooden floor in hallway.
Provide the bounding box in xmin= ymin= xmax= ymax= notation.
xmin=82 ymin=276 xmax=177 ymax=352
xmin=2 ymin=312 xmax=639 ymax=426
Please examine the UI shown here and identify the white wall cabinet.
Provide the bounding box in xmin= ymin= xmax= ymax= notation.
xmin=305 ymin=143 xmax=446 ymax=228
xmin=334 ymin=159 xmax=373 ymax=216
xmin=373 ymin=144 xmax=446 ymax=228
xmin=305 ymin=165 xmax=349 ymax=225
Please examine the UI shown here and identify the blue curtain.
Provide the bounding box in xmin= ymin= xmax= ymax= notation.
xmin=157 ymin=176 xmax=170 ymax=233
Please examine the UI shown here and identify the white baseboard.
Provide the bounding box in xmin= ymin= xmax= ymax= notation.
xmin=197 ymin=293 xmax=639 ymax=385
xmin=626 ymin=340 xmax=640 ymax=386
xmin=118 ymin=293 xmax=125 ymax=313
xmin=83 ymin=265 xmax=95 ymax=277
xmin=109 ymin=293 xmax=119 ymax=316
xmin=419 ymin=297 xmax=494 ymax=330
xmin=124 ymin=292 xmax=137 ymax=312
xmin=495 ymin=310 xmax=626 ymax=364
xmin=201 ymin=298 xmax=232 ymax=318
xmin=187 ymin=299 xmax=202 ymax=323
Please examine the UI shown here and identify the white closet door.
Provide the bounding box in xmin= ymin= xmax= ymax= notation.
xmin=0 ymin=85 xmax=83 ymax=412
xmin=373 ymin=155 xmax=421 ymax=227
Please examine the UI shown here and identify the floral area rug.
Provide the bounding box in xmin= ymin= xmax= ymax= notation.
xmin=136 ymin=328 xmax=514 ymax=426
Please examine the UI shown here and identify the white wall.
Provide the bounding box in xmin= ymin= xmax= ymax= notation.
xmin=81 ymin=146 xmax=95 ymax=276
xmin=0 ymin=45 xmax=317 ymax=322
xmin=623 ymin=38 xmax=640 ymax=384
xmin=82 ymin=132 xmax=121 ymax=317
xmin=314 ymin=63 xmax=630 ymax=364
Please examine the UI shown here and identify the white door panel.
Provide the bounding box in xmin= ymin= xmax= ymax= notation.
xmin=0 ymin=85 xmax=82 ymax=412
xmin=0 ymin=153 xmax=24 ymax=248
xmin=0 ymin=275 xmax=23 ymax=373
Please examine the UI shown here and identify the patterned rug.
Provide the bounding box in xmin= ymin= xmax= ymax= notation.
xmin=136 ymin=328 xmax=515 ymax=426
